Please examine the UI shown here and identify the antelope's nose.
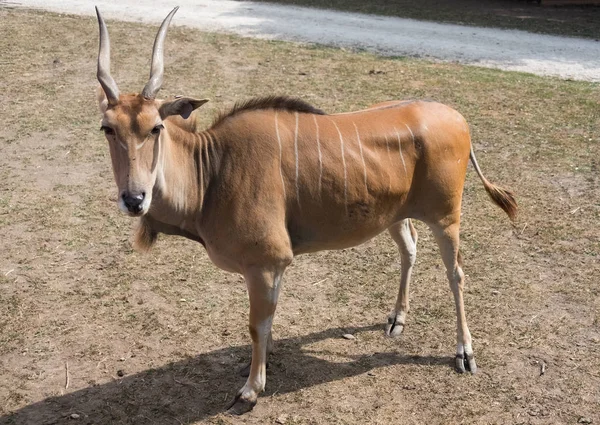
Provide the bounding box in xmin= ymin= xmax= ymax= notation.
xmin=122 ymin=191 xmax=145 ymax=213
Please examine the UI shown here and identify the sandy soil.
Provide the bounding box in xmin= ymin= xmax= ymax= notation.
xmin=12 ymin=0 xmax=600 ymax=82
xmin=0 ymin=6 xmax=599 ymax=425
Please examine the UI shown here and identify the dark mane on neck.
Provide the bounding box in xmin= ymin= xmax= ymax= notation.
xmin=211 ymin=95 xmax=326 ymax=128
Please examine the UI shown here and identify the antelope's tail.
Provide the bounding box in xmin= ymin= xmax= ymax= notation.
xmin=469 ymin=145 xmax=517 ymax=221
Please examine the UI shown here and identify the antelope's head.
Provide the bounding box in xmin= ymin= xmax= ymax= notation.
xmin=96 ymin=7 xmax=208 ymax=216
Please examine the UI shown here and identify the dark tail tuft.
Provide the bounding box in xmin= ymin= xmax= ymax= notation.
xmin=470 ymin=146 xmax=518 ymax=221
xmin=483 ymin=182 xmax=518 ymax=221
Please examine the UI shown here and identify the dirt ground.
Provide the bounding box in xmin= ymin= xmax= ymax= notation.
xmin=1 ymin=8 xmax=599 ymax=425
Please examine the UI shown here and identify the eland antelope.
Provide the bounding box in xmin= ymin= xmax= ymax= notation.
xmin=95 ymin=7 xmax=517 ymax=414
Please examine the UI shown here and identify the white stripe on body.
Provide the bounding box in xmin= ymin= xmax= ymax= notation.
xmin=274 ymin=112 xmax=287 ymax=199
xmin=331 ymin=120 xmax=348 ymax=213
xmin=394 ymin=128 xmax=408 ymax=175
xmin=294 ymin=112 xmax=301 ymax=209
xmin=198 ymin=142 xmax=204 ymax=209
xmin=353 ymin=122 xmax=368 ymax=192
xmin=404 ymin=123 xmax=415 ymax=145
xmin=384 ymin=135 xmax=392 ymax=161
xmin=384 ymin=135 xmax=393 ymax=191
xmin=313 ymin=115 xmax=323 ymax=195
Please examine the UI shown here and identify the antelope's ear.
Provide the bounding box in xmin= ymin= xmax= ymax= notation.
xmin=159 ymin=97 xmax=210 ymax=119
xmin=97 ymin=86 xmax=109 ymax=113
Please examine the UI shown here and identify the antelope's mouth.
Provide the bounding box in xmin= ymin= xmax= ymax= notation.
xmin=126 ymin=208 xmax=146 ymax=217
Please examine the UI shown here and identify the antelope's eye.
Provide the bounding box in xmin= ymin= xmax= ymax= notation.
xmin=150 ymin=124 xmax=164 ymax=135
xmin=100 ymin=125 xmax=115 ymax=136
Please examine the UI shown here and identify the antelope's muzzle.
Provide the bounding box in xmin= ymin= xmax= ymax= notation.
xmin=122 ymin=191 xmax=145 ymax=214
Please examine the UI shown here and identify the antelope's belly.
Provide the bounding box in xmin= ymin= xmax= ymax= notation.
xmin=288 ymin=202 xmax=403 ymax=255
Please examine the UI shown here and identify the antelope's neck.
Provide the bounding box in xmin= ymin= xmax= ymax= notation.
xmin=150 ymin=124 xmax=220 ymax=231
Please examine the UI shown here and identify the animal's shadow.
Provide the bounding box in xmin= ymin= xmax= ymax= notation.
xmin=1 ymin=325 xmax=452 ymax=425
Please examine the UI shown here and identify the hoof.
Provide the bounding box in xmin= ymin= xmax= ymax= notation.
xmin=227 ymin=393 xmax=257 ymax=415
xmin=455 ymin=353 xmax=477 ymax=374
xmin=385 ymin=316 xmax=405 ymax=338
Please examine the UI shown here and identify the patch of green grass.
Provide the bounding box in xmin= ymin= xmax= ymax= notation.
xmin=245 ymin=0 xmax=600 ymax=39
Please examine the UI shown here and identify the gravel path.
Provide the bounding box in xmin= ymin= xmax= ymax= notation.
xmin=12 ymin=0 xmax=600 ymax=82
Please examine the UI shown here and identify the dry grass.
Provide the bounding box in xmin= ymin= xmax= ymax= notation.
xmin=0 ymin=7 xmax=599 ymax=425
xmin=248 ymin=0 xmax=600 ymax=39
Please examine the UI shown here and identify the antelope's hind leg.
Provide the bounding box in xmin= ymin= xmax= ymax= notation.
xmin=430 ymin=221 xmax=477 ymax=374
xmin=385 ymin=219 xmax=418 ymax=338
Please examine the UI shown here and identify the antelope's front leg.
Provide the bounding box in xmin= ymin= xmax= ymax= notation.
xmin=228 ymin=265 xmax=286 ymax=415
